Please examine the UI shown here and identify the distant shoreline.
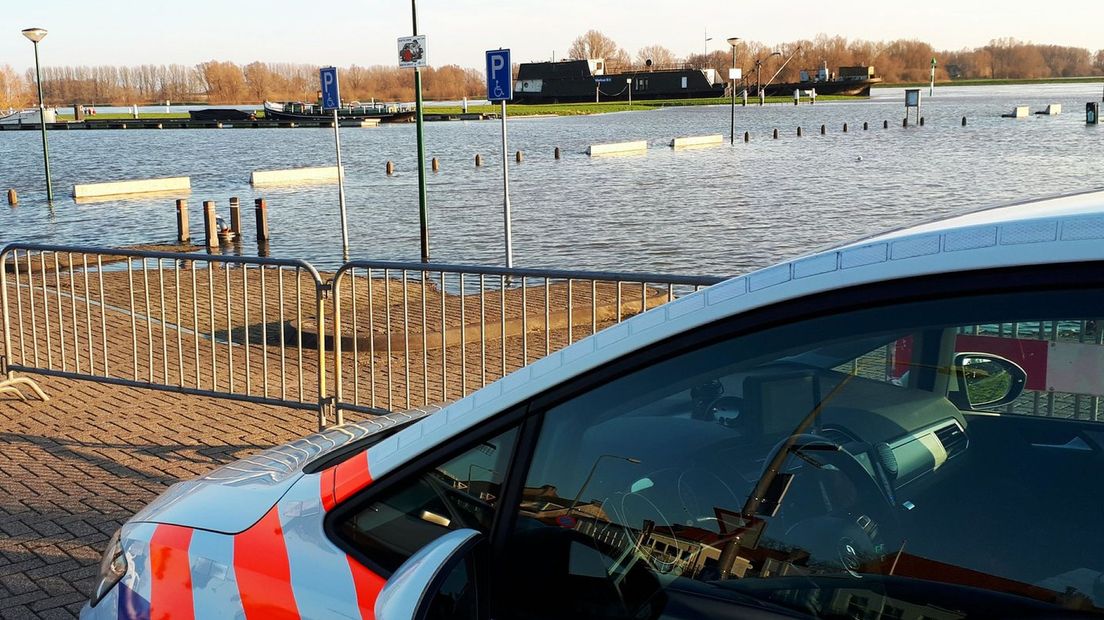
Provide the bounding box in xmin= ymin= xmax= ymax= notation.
xmin=878 ymin=76 xmax=1104 ymax=88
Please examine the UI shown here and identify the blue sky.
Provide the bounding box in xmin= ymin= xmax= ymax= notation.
xmin=2 ymin=0 xmax=1101 ymax=71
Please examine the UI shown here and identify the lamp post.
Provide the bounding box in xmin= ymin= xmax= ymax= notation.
xmin=566 ymin=454 xmax=641 ymax=516
xmin=22 ymin=27 xmax=52 ymax=203
xmin=727 ymin=37 xmax=739 ymax=144
xmin=755 ymin=51 xmax=781 ymax=106
xmin=626 ymin=76 xmax=633 ymax=107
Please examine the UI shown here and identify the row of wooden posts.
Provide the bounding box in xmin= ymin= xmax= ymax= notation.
xmin=175 ymin=197 xmax=270 ymax=248
xmin=380 ymin=118 xmax=970 ymax=171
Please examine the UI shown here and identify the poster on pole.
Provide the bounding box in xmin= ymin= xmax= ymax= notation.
xmin=398 ymin=35 xmax=427 ymax=68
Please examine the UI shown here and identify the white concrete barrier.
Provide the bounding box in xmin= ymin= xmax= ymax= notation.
xmin=1002 ymin=106 xmax=1030 ymax=119
xmin=72 ymin=176 xmax=190 ymax=199
xmin=251 ymin=166 xmax=344 ymax=186
xmin=670 ymin=134 xmax=724 ymax=149
xmin=1036 ymin=104 xmax=1062 ymax=116
xmin=587 ymin=140 xmax=648 ymax=156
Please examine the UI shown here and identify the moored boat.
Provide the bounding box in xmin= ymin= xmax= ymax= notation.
xmin=262 ymin=101 xmax=415 ymax=123
xmin=760 ymin=64 xmax=882 ymax=97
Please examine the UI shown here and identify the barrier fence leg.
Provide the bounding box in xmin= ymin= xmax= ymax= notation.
xmin=0 ymin=263 xmax=48 ymax=401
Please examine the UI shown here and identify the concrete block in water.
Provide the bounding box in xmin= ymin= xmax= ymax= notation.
xmin=73 ymin=176 xmax=190 ymax=199
xmin=670 ymin=134 xmax=723 ymax=149
xmin=1035 ymin=104 xmax=1062 ymax=116
xmin=1002 ymin=106 xmax=1030 ymax=118
xmin=587 ymin=140 xmax=648 ymax=156
xmin=250 ymin=166 xmax=344 ymax=186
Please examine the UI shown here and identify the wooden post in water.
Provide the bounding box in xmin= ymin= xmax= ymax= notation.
xmin=797 ymin=127 xmax=802 ymax=137
xmin=431 ymin=157 xmax=440 ymax=172
xmin=202 ymin=201 xmax=217 ymax=248
xmin=744 ymin=131 xmax=749 ymax=143
xmin=884 ymin=120 xmax=889 ymax=129
xmin=820 ymin=124 xmax=826 ymax=135
xmin=255 ymin=198 xmax=270 ymax=242
xmin=919 ymin=117 xmax=925 ymax=126
xmin=386 ymin=161 xmax=394 ymax=175
xmin=228 ymin=197 xmax=241 ymax=237
xmin=772 ymin=128 xmax=778 ymax=139
xmin=475 ymin=154 xmax=482 ymax=166
xmin=554 ymin=147 xmax=561 ymax=159
xmin=863 ymin=122 xmax=869 ymax=130
xmin=843 ymin=123 xmax=848 ymax=132
xmin=176 ymin=199 xmax=189 ymax=243
xmin=962 ymin=116 xmax=967 ymax=126
xmin=515 ymin=151 xmax=523 ymax=163
xmin=7 ymin=189 xmax=17 ymax=206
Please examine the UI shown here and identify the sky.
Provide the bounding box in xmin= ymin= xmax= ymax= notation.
xmin=2 ymin=0 xmax=1101 ymax=72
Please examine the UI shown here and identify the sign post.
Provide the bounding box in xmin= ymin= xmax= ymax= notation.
xmin=320 ymin=66 xmax=349 ymax=261
xmin=399 ymin=33 xmax=430 ymax=262
xmin=486 ymin=49 xmax=514 ymax=268
xmin=905 ymin=88 xmax=921 ymax=125
xmin=930 ymin=57 xmax=937 ymax=97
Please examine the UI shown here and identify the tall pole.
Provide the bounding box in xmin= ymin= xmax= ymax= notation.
xmin=412 ymin=0 xmax=429 ymax=262
xmin=333 ymin=107 xmax=349 ymax=261
xmin=500 ymin=100 xmax=512 ymax=268
xmin=756 ymin=60 xmax=762 ymax=106
xmin=730 ymin=45 xmax=736 ymax=144
xmin=31 ymin=40 xmax=52 ymax=203
xmin=929 ymin=57 xmax=936 ymax=97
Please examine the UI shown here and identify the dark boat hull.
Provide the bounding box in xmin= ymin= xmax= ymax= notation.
xmin=761 ymin=79 xmax=879 ymax=97
xmin=263 ymin=102 xmax=415 ymax=123
xmin=514 ymin=60 xmax=724 ymax=104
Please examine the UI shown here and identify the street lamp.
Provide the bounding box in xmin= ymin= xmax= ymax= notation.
xmin=626 ymin=76 xmax=633 ymax=107
xmin=566 ymin=454 xmax=641 ymax=516
xmin=726 ymin=37 xmax=739 ymax=144
xmin=755 ymin=51 xmax=782 ymax=106
xmin=22 ymin=27 xmax=52 ymax=203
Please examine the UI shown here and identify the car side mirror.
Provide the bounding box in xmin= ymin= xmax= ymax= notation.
xmin=953 ymin=353 xmax=1027 ymax=410
xmin=376 ymin=528 xmax=483 ymax=620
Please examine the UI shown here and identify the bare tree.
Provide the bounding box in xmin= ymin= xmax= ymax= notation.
xmin=636 ymin=45 xmax=677 ymax=69
xmin=568 ymin=30 xmax=623 ymax=61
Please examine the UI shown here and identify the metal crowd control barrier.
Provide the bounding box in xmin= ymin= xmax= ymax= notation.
xmin=331 ymin=261 xmax=724 ymax=419
xmin=1 ymin=244 xmax=724 ymax=429
xmin=0 ymin=243 xmax=336 ymax=427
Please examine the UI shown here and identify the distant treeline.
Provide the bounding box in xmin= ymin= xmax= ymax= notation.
xmin=568 ymin=32 xmax=1104 ymax=86
xmin=0 ymin=61 xmax=486 ymax=108
xmin=0 ymin=34 xmax=1101 ymax=109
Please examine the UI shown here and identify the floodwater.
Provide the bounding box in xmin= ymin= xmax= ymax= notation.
xmin=1 ymin=83 xmax=1102 ymax=276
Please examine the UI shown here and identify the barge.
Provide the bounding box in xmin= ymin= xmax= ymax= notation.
xmin=513 ymin=59 xmax=724 ymax=104
xmin=262 ymin=101 xmax=415 ymax=123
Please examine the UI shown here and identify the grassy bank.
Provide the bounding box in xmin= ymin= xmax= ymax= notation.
xmin=879 ymin=76 xmax=1104 ymax=88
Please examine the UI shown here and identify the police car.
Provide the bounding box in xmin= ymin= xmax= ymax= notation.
xmin=84 ymin=190 xmax=1104 ymax=619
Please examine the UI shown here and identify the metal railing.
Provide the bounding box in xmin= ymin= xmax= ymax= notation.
xmin=331 ymin=261 xmax=723 ymax=418
xmin=1 ymin=243 xmax=334 ymax=425
xmin=1 ymin=243 xmax=723 ymax=429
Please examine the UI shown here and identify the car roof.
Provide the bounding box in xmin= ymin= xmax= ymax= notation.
xmin=363 ymin=189 xmax=1104 ymax=481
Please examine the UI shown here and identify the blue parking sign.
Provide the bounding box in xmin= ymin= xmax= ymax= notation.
xmin=320 ymin=67 xmax=341 ymax=110
xmin=486 ymin=49 xmax=512 ymax=102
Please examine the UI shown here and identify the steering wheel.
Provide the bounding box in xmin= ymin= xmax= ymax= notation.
xmin=762 ymin=433 xmax=903 ymax=575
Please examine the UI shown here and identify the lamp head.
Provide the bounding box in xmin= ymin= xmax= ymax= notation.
xmin=22 ymin=28 xmax=47 ymax=43
xmin=726 ymin=37 xmax=740 ymax=46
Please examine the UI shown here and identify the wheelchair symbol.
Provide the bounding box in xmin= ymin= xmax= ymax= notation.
xmin=493 ymin=83 xmax=505 ymax=99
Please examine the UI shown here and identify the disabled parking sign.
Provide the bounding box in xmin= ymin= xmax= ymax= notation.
xmin=319 ymin=67 xmax=340 ymax=110
xmin=486 ymin=49 xmax=512 ymax=102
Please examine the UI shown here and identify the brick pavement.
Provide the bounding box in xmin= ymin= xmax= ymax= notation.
xmin=0 ymin=375 xmax=315 ymax=619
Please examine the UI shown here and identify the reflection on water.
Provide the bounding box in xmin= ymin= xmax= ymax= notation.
xmin=1 ymin=83 xmax=1102 ymax=275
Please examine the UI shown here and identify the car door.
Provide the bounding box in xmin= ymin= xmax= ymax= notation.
xmin=483 ymin=261 xmax=1104 ymax=619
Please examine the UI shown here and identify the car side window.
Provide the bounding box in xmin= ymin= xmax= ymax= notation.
xmin=336 ymin=426 xmax=518 ymax=574
xmin=495 ymin=288 xmax=1104 ymax=619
